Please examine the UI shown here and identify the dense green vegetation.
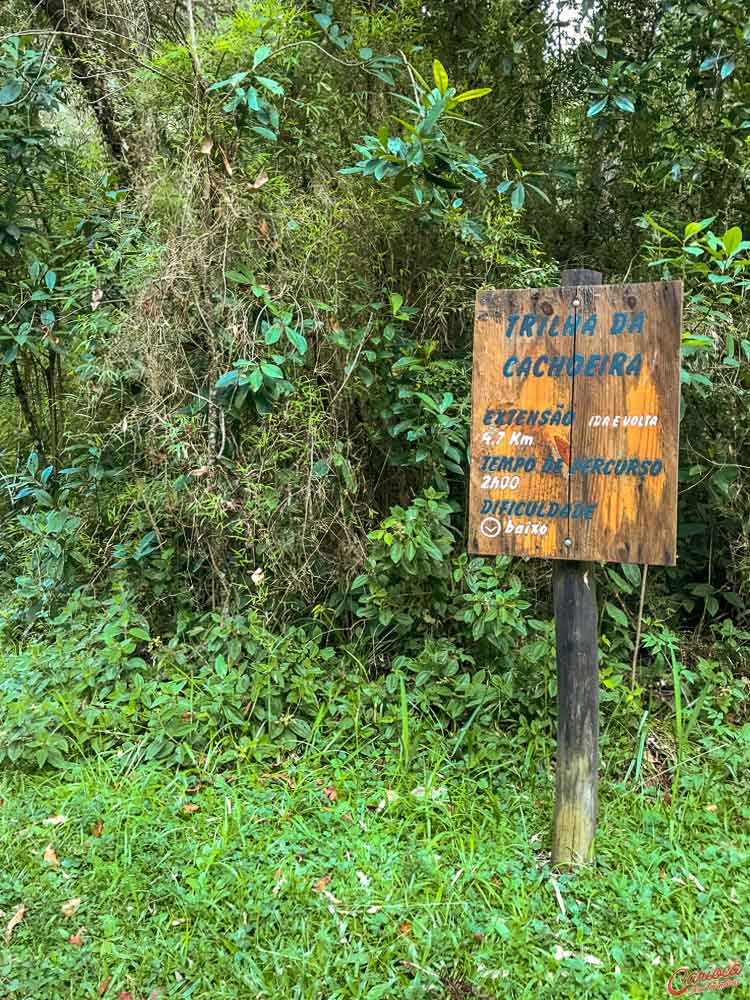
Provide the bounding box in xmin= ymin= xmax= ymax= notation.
xmin=1 ymin=0 xmax=749 ymax=995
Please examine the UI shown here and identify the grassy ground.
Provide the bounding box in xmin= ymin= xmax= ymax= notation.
xmin=1 ymin=727 xmax=749 ymax=1000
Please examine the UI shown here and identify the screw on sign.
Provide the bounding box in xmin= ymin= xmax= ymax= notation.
xmin=469 ymin=269 xmax=683 ymax=865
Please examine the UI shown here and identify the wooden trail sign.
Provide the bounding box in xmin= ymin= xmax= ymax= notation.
xmin=468 ymin=279 xmax=683 ymax=565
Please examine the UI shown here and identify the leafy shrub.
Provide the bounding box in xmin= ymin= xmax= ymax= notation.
xmin=0 ymin=590 xmax=344 ymax=769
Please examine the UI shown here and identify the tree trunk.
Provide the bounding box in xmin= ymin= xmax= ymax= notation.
xmin=44 ymin=0 xmax=132 ymax=179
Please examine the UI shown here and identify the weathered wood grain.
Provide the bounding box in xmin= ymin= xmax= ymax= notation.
xmin=468 ymin=279 xmax=682 ymax=565
xmin=552 ymin=557 xmax=599 ymax=866
xmin=469 ymin=286 xmax=578 ymax=559
xmin=567 ymin=280 xmax=682 ymax=565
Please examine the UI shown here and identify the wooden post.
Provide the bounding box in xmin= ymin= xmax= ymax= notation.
xmin=552 ymin=267 xmax=602 ymax=867
xmin=468 ymin=268 xmax=682 ymax=861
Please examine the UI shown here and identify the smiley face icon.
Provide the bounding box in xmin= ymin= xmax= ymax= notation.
xmin=480 ymin=516 xmax=502 ymax=538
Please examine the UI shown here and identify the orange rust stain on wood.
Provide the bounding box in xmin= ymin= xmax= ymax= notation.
xmin=554 ymin=435 xmax=571 ymax=467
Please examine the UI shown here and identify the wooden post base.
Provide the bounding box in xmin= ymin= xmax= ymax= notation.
xmin=552 ymin=559 xmax=599 ymax=866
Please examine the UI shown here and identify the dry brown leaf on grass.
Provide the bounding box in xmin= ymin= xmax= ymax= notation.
xmin=259 ymin=771 xmax=295 ymax=789
xmin=98 ymin=976 xmax=112 ymax=995
xmin=249 ymin=169 xmax=269 ymax=190
xmin=68 ymin=928 xmax=84 ymax=946
xmin=43 ymin=843 xmax=60 ymax=866
xmin=219 ymin=145 xmax=233 ymax=176
xmin=91 ymin=288 xmax=104 ymax=311
xmin=4 ymin=904 xmax=25 ymax=944
xmin=320 ymin=888 xmax=342 ymax=906
xmin=398 ymin=921 xmax=412 ymax=936
xmin=272 ymin=868 xmax=287 ymax=896
xmin=61 ymin=897 xmax=81 ymax=918
xmin=324 ymin=786 xmax=338 ymax=803
xmin=199 ymin=136 xmax=214 ymax=155
xmin=312 ymin=874 xmax=332 ymax=893
xmin=180 ymin=803 xmax=200 ymax=816
xmin=91 ymin=819 xmax=104 ymax=837
xmin=43 ymin=813 xmax=68 ymax=826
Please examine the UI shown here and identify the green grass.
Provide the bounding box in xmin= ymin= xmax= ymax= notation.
xmin=1 ymin=727 xmax=749 ymax=1000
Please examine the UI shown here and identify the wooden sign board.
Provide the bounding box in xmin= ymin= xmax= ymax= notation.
xmin=469 ymin=280 xmax=682 ymax=565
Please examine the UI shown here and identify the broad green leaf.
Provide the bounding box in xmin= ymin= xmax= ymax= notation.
xmin=720 ymin=58 xmax=735 ymax=79
xmin=44 ymin=270 xmax=57 ymax=291
xmin=389 ymin=292 xmax=404 ymax=316
xmin=432 ymin=59 xmax=449 ymax=95
xmin=46 ymin=510 xmax=67 ymax=534
xmin=593 ymin=44 xmax=608 ymax=58
xmin=286 ymin=328 xmax=307 ymax=354
xmin=419 ymin=94 xmax=446 ymax=135
xmin=605 ymin=602 xmax=629 ymax=628
xmin=0 ymin=78 xmax=22 ymax=105
xmin=225 ymin=269 xmax=253 ymax=283
xmin=261 ymin=362 xmax=284 ymax=379
xmin=511 ymin=182 xmax=525 ymax=210
xmin=253 ymin=45 xmax=273 ymax=69
xmin=587 ymin=97 xmax=608 ymax=117
xmin=614 ymin=95 xmax=635 ymax=112
xmin=607 ymin=568 xmax=633 ymax=594
xmin=207 ymin=71 xmax=248 ymax=92
xmin=256 ymin=76 xmax=284 ymax=96
xmin=251 ymin=126 xmax=277 ymax=141
xmin=216 ymin=370 xmax=240 ymax=389
xmin=683 ymin=216 xmax=714 ymax=238
xmin=451 ymin=87 xmax=492 ymax=104
xmin=699 ymin=54 xmax=719 ymax=70
xmin=723 ymin=226 xmax=742 ymax=256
